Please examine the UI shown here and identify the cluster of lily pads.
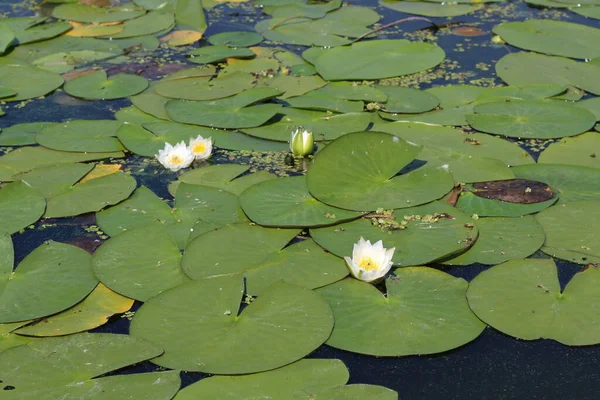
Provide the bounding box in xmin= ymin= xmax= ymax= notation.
xmin=0 ymin=0 xmax=599 ymax=398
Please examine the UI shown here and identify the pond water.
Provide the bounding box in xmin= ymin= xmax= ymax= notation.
xmin=1 ymin=0 xmax=600 ymax=398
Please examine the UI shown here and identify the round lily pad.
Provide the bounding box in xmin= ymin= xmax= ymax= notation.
xmin=443 ymin=216 xmax=545 ymax=265
xmin=306 ymin=132 xmax=454 ymax=211
xmin=52 ymin=3 xmax=145 ymax=23
xmin=0 ymin=181 xmax=45 ymax=234
xmin=456 ymin=191 xmax=557 ymax=217
xmin=512 ymin=164 xmax=600 ymax=203
xmin=317 ymin=268 xmax=485 ymax=356
xmin=130 ymin=276 xmax=334 ymax=373
xmin=92 ymin=223 xmax=189 ymax=301
xmin=493 ymin=20 xmax=600 ymax=60
xmin=0 ymin=321 xmax=37 ymax=354
xmin=377 ymin=85 xmax=439 ymax=114
xmin=154 ymin=70 xmax=251 ymax=101
xmin=36 ymin=119 xmax=124 ymax=152
xmin=0 ymin=121 xmax=50 ymax=146
xmin=64 ymin=70 xmax=148 ymax=100
xmin=467 ymin=258 xmax=600 ymax=345
xmin=537 ymin=132 xmax=600 ymax=168
xmin=380 ymin=0 xmax=483 ymax=17
xmin=467 ymin=101 xmax=596 ymax=139
xmin=535 ymin=200 xmax=600 ymax=264
xmin=0 ymin=65 xmax=63 ymax=102
xmin=0 ymin=241 xmax=98 ymax=324
xmin=312 ymin=39 xmax=445 ymax=81
xmin=0 ymin=333 xmax=180 ymax=399
xmin=16 ymin=163 xmax=94 ymax=199
xmin=187 ymin=45 xmax=255 ymax=64
xmin=240 ymin=176 xmax=362 ymax=227
xmin=208 ymin=31 xmax=263 ymax=47
xmin=111 ymin=10 xmax=175 ymax=39
xmin=311 ymin=201 xmax=477 ymax=267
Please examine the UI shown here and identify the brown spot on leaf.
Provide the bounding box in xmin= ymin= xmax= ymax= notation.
xmin=452 ymin=26 xmax=486 ymax=37
xmin=471 ymin=179 xmax=554 ymax=204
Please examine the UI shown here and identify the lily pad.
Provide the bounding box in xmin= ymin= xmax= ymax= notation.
xmin=111 ymin=11 xmax=174 ymax=39
xmin=92 ymin=223 xmax=189 ymax=301
xmin=52 ymin=2 xmax=145 ymax=23
xmin=0 ymin=321 xmax=37 ymax=353
xmin=36 ymin=119 xmax=124 ymax=152
xmin=154 ymin=70 xmax=252 ymax=101
xmin=443 ymin=216 xmax=545 ymax=265
xmin=0 ymin=241 xmax=97 ymax=323
xmin=64 ymin=70 xmax=148 ymax=100
xmin=377 ymin=85 xmax=439 ymax=113
xmin=493 ymin=20 xmax=600 ymax=60
xmin=311 ymin=201 xmax=477 ymax=267
xmin=467 ymin=258 xmax=600 ymax=345
xmin=537 ymin=132 xmax=600 ymax=168
xmin=311 ymin=81 xmax=386 ymax=102
xmin=208 ymin=31 xmax=262 ymax=47
xmin=0 ymin=23 xmax=16 ymax=54
xmin=380 ymin=0 xmax=483 ymax=17
xmin=16 ymin=163 xmax=94 ymax=199
xmin=130 ymin=276 xmax=334 ymax=373
xmin=0 ymin=333 xmax=180 ymax=399
xmin=535 ymin=200 xmax=600 ymax=264
xmin=187 ymin=45 xmax=255 ymax=64
xmin=313 ymin=39 xmax=445 ymax=81
xmin=0 ymin=181 xmax=45 ymax=234
xmin=306 ymin=132 xmax=454 ymax=211
xmin=286 ymin=93 xmax=364 ymax=113
xmin=175 ymin=0 xmax=207 ymax=33
xmin=240 ymin=176 xmax=362 ymax=227
xmin=456 ymin=190 xmax=557 ymax=217
xmin=256 ymin=74 xmax=327 ymax=99
xmin=0 ymin=65 xmax=63 ymax=101
xmin=317 ymin=268 xmax=485 ymax=356
xmin=512 ymin=164 xmax=600 ymax=203
xmin=32 ymin=50 xmax=118 ymax=73
xmin=166 ymin=87 xmax=283 ymax=128
xmin=467 ymin=101 xmax=596 ymax=139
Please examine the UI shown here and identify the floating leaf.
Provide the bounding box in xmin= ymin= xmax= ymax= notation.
xmin=15 ymin=21 xmax=72 ymax=45
xmin=256 ymin=74 xmax=327 ymax=99
xmin=208 ymin=31 xmax=262 ymax=47
xmin=32 ymin=50 xmax=117 ymax=73
xmin=64 ymin=22 xmax=124 ymax=38
xmin=377 ymin=85 xmax=439 ymax=114
xmin=538 ymin=132 xmax=600 ymax=168
xmin=536 ymin=200 xmax=600 ymax=264
xmin=155 ymin=71 xmax=252 ymax=101
xmin=187 ymin=45 xmax=255 ymax=64
xmin=0 ymin=181 xmax=46 ymax=234
xmin=0 ymin=333 xmax=180 ymax=399
xmin=443 ymin=216 xmax=545 ymax=265
xmin=240 ymin=176 xmax=362 ymax=227
xmin=306 ymin=132 xmax=454 ymax=211
xmin=313 ymin=39 xmax=445 ymax=81
xmin=160 ymin=29 xmax=202 ymax=46
xmin=467 ymin=101 xmax=596 ymax=139
xmin=0 ymin=321 xmax=37 ymax=353
xmin=36 ymin=119 xmax=124 ymax=152
xmin=130 ymin=276 xmax=334 ymax=373
xmin=286 ymin=93 xmax=364 ymax=113
xmin=64 ymin=70 xmax=148 ymax=100
xmin=14 ymin=283 xmax=134 ymax=336
xmin=493 ymin=20 xmax=600 ymax=60
xmin=317 ymin=269 xmax=485 ymax=356
xmin=175 ymin=0 xmax=206 ymax=33
xmin=467 ymin=259 xmax=600 ymax=345
xmin=311 ymin=201 xmax=477 ymax=267
xmin=52 ymin=2 xmax=145 ymax=23
xmin=456 ymin=191 xmax=557 ymax=217
xmin=0 ymin=241 xmax=97 ymax=323
xmin=111 ymin=11 xmax=175 ymax=39
xmin=380 ymin=0 xmax=483 ymax=17
xmin=314 ymin=81 xmax=387 ymax=102
xmin=16 ymin=163 xmax=94 ymax=199
xmin=469 ymin=179 xmax=554 ymax=204
xmin=0 ymin=23 xmax=16 ymax=54
xmin=0 ymin=65 xmax=64 ymax=102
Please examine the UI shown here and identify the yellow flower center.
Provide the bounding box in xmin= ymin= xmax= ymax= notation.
xmin=168 ymin=155 xmax=184 ymax=165
xmin=192 ymin=142 xmax=207 ymax=154
xmin=358 ymin=257 xmax=378 ymax=271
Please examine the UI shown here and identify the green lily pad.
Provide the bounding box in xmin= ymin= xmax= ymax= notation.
xmin=187 ymin=45 xmax=255 ymax=64
xmin=64 ymin=70 xmax=148 ymax=100
xmin=0 ymin=65 xmax=63 ymax=102
xmin=154 ymin=70 xmax=252 ymax=101
xmin=0 ymin=321 xmax=37 ymax=354
xmin=16 ymin=163 xmax=94 ymax=199
xmin=208 ymin=31 xmax=263 ymax=47
xmin=574 ymin=96 xmax=600 ymax=120
xmin=15 ymin=21 xmax=72 ymax=45
xmin=130 ymin=276 xmax=334 ymax=373
xmin=380 ymin=0 xmax=483 ymax=17
xmin=242 ymin=109 xmax=372 ymax=142
xmin=496 ymin=52 xmax=600 ymax=95
xmin=421 ymin=150 xmax=515 ymax=183
xmin=377 ymin=85 xmax=439 ymax=113
xmin=512 ymin=164 xmax=600 ymax=203
xmin=32 ymin=50 xmax=117 ymax=74
xmin=111 ymin=11 xmax=175 ymax=39
xmin=537 ymin=132 xmax=600 ymax=168
xmin=535 ymin=200 xmax=600 ymax=264
xmin=0 ymin=181 xmax=46 ymax=234
xmin=286 ymin=93 xmax=364 ymax=113
xmin=379 ymin=105 xmax=474 ymax=126
xmin=443 ymin=216 xmax=545 ymax=265
xmin=572 ymin=6 xmax=600 ymax=19
xmin=456 ymin=190 xmax=557 ymax=217
xmin=263 ymin=0 xmax=341 ymax=17
xmin=314 ymin=81 xmax=387 ymax=102
xmin=475 ymin=84 xmax=567 ymax=103
xmin=467 ymin=101 xmax=596 ymax=139
xmin=467 ymin=258 xmax=600 ymax=345
xmin=166 ymin=87 xmax=283 ymax=128
xmin=116 ymin=122 xmax=203 ymax=156
xmin=0 ymin=146 xmax=124 ymax=174
xmin=240 ymin=176 xmax=362 ymax=227
xmin=92 ymin=223 xmax=189 ymax=301
xmin=313 ymin=39 xmax=445 ymax=81
xmin=36 ymin=120 xmax=124 ymax=152
xmin=175 ymin=0 xmax=206 ymax=33
xmin=0 ymin=333 xmax=180 ymax=399
xmin=0 ymin=241 xmax=97 ymax=323
xmin=129 ymin=85 xmax=170 ymax=120
xmin=493 ymin=20 xmax=600 ymax=60
xmin=311 ymin=201 xmax=477 ymax=267
xmin=256 ymin=74 xmax=327 ymax=99
xmin=169 ymin=164 xmax=276 ymax=196
xmin=0 ymin=23 xmax=16 ymax=54
xmin=45 ymin=171 xmax=136 ymax=218
xmin=306 ymin=132 xmax=454 ymax=211
xmin=52 ymin=2 xmax=145 ymax=23
xmin=317 ymin=268 xmax=485 ymax=356
xmin=115 ymin=105 xmax=164 ymax=124
xmin=0 ymin=233 xmax=12 ymax=292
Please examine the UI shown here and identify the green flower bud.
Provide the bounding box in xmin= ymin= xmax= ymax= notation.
xmin=289 ymin=128 xmax=314 ymax=157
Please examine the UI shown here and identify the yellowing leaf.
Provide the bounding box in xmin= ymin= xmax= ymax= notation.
xmin=160 ymin=29 xmax=202 ymax=46
xmin=66 ymin=22 xmax=124 ymax=37
xmin=79 ymin=164 xmax=122 ymax=183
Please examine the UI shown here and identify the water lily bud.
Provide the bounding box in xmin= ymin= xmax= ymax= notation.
xmin=289 ymin=128 xmax=314 ymax=157
xmin=343 ymin=237 xmax=395 ymax=283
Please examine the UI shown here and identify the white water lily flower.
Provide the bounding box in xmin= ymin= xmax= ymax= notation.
xmin=188 ymin=135 xmax=213 ymax=160
xmin=344 ymin=237 xmax=395 ymax=283
xmin=155 ymin=141 xmax=195 ymax=172
xmin=289 ymin=128 xmax=314 ymax=157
